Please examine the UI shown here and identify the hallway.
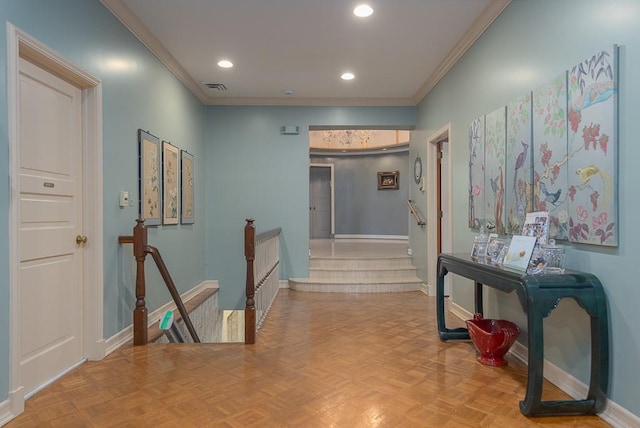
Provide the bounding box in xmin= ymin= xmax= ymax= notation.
xmin=6 ymin=289 xmax=608 ymax=427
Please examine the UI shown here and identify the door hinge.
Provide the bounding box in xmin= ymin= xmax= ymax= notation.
xmin=437 ymin=210 xmax=444 ymax=218
xmin=437 ymin=151 xmax=443 ymax=159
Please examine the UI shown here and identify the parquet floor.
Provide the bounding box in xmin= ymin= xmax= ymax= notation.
xmin=6 ymin=290 xmax=609 ymax=427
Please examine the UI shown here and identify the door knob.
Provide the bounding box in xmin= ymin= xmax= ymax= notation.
xmin=76 ymin=235 xmax=88 ymax=245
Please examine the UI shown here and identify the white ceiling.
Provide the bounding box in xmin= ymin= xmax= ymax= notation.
xmin=101 ymin=0 xmax=510 ymax=106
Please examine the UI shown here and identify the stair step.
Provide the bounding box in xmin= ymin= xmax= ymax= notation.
xmin=289 ymin=277 xmax=423 ymax=293
xmin=309 ymin=266 xmax=418 ymax=280
xmin=310 ymin=256 xmax=414 ymax=269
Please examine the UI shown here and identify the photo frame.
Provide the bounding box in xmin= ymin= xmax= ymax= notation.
xmin=162 ymin=141 xmax=180 ymax=225
xmin=502 ymin=235 xmax=537 ymax=271
xmin=138 ymin=129 xmax=162 ymax=226
xmin=377 ymin=171 xmax=399 ymax=190
xmin=180 ymin=150 xmax=194 ymax=224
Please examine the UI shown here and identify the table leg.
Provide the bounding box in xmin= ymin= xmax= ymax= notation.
xmin=436 ymin=270 xmax=469 ymax=341
xmin=474 ymin=281 xmax=483 ymax=316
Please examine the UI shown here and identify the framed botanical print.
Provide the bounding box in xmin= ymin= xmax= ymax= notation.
xmin=181 ymin=150 xmax=194 ymax=224
xmin=138 ymin=129 xmax=162 ymax=226
xmin=162 ymin=141 xmax=179 ymax=225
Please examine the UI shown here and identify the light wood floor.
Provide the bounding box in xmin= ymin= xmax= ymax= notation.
xmin=7 ymin=290 xmax=609 ymax=427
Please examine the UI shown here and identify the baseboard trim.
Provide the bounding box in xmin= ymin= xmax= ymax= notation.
xmin=0 ymin=398 xmax=12 ymax=426
xmin=448 ymin=301 xmax=639 ymax=427
xmin=104 ymin=280 xmax=219 ymax=355
xmin=420 ymin=283 xmax=429 ymax=295
xmin=333 ymin=234 xmax=408 ymax=240
xmin=279 ymin=279 xmax=290 ymax=289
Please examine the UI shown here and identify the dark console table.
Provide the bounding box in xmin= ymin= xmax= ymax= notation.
xmin=436 ymin=253 xmax=609 ymax=417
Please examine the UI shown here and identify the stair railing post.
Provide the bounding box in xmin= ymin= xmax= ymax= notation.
xmin=133 ymin=218 xmax=148 ymax=345
xmin=244 ymin=218 xmax=256 ymax=344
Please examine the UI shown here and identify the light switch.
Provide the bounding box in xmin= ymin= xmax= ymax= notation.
xmin=119 ymin=191 xmax=129 ymax=208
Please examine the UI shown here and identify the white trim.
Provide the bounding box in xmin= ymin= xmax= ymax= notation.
xmin=104 ymin=281 xmax=219 ymax=355
xmin=0 ymin=399 xmax=12 ymax=426
xmin=309 ymin=163 xmax=335 ymax=236
xmin=426 ymin=124 xmax=453 ymax=296
xmin=7 ymin=23 xmax=104 ymax=417
xmin=279 ymin=280 xmax=290 ymax=289
xmin=448 ymin=301 xmax=638 ymax=427
xmin=420 ymin=284 xmax=430 ymax=295
xmin=334 ymin=234 xmax=408 ymax=240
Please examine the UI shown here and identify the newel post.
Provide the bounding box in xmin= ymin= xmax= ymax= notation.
xmin=244 ymin=218 xmax=256 ymax=344
xmin=133 ymin=218 xmax=148 ymax=345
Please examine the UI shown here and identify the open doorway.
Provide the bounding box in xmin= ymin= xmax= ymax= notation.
xmin=309 ymin=163 xmax=335 ymax=239
xmin=427 ymin=124 xmax=453 ymax=296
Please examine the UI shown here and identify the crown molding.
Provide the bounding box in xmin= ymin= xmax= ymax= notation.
xmin=205 ymin=96 xmax=416 ymax=107
xmin=412 ymin=0 xmax=511 ymax=104
xmin=100 ymin=0 xmax=209 ymax=104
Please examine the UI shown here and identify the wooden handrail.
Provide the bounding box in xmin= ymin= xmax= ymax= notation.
xmin=407 ymin=199 xmax=426 ymax=227
xmin=118 ymin=218 xmax=200 ymax=345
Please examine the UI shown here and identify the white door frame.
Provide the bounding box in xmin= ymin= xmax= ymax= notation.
xmin=7 ymin=23 xmax=104 ymax=416
xmin=309 ymin=163 xmax=335 ymax=236
xmin=426 ymin=124 xmax=453 ymax=296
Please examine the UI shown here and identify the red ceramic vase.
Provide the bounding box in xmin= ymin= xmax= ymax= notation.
xmin=466 ymin=314 xmax=520 ymax=367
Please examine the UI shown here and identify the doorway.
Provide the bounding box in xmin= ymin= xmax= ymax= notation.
xmin=427 ymin=124 xmax=452 ymax=296
xmin=8 ymin=25 xmax=104 ymax=414
xmin=309 ymin=164 xmax=334 ymax=239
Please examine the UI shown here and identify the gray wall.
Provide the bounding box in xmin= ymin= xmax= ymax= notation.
xmin=415 ymin=0 xmax=640 ymax=417
xmin=311 ymin=152 xmax=409 ymax=236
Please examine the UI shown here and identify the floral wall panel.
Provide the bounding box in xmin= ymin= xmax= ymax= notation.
xmin=484 ymin=107 xmax=507 ymax=234
xmin=567 ymin=47 xmax=618 ymax=246
xmin=506 ymin=94 xmax=533 ymax=234
xmin=532 ymin=75 xmax=569 ymax=240
xmin=468 ymin=116 xmax=485 ymax=229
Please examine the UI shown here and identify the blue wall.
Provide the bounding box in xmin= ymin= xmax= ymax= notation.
xmin=416 ymin=0 xmax=640 ymax=417
xmin=0 ymin=0 xmax=207 ymax=401
xmin=205 ymin=106 xmax=416 ymax=309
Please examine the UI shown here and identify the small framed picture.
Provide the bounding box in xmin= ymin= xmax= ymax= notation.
xmin=138 ymin=129 xmax=162 ymax=226
xmin=377 ymin=171 xmax=399 ymax=190
xmin=502 ymin=235 xmax=537 ymax=271
xmin=180 ymin=150 xmax=194 ymax=224
xmin=162 ymin=141 xmax=180 ymax=225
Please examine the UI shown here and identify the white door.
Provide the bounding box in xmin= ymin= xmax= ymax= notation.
xmin=18 ymin=57 xmax=84 ymax=396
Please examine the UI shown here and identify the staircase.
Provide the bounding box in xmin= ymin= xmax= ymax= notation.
xmin=289 ymin=254 xmax=423 ymax=292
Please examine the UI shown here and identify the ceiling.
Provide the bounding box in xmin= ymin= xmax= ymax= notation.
xmin=101 ymin=0 xmax=510 ymax=106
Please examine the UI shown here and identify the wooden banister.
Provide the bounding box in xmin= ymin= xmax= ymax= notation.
xmin=119 ymin=218 xmax=200 ymax=345
xmin=244 ymin=218 xmax=256 ymax=344
xmin=407 ymin=199 xmax=426 ymax=227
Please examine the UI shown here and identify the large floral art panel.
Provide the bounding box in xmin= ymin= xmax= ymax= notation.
xmin=484 ymin=107 xmax=507 ymax=234
xmin=532 ymin=74 xmax=569 ymax=240
xmin=567 ymin=47 xmax=618 ymax=246
xmin=138 ymin=129 xmax=161 ymax=226
xmin=506 ymin=93 xmax=533 ymax=234
xmin=468 ymin=116 xmax=485 ymax=229
xmin=162 ymin=141 xmax=180 ymax=225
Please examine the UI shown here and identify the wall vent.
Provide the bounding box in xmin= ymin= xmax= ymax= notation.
xmin=202 ymin=82 xmax=227 ymax=91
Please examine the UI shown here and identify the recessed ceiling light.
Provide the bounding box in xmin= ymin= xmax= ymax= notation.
xmin=353 ymin=4 xmax=374 ymax=17
xmin=217 ymin=60 xmax=233 ymax=68
xmin=283 ymin=89 xmax=294 ymax=96
xmin=341 ymin=72 xmax=355 ymax=80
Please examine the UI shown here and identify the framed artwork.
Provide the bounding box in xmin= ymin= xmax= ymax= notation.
xmin=484 ymin=106 xmax=507 ymax=234
xmin=506 ymin=93 xmax=533 ymax=235
xmin=566 ymin=46 xmax=618 ymax=246
xmin=162 ymin=141 xmax=180 ymax=225
xmin=181 ymin=150 xmax=194 ymax=224
xmin=468 ymin=116 xmax=485 ymax=229
xmin=377 ymin=171 xmax=399 ymax=190
xmin=532 ymin=74 xmax=569 ymax=240
xmin=138 ymin=129 xmax=161 ymax=226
